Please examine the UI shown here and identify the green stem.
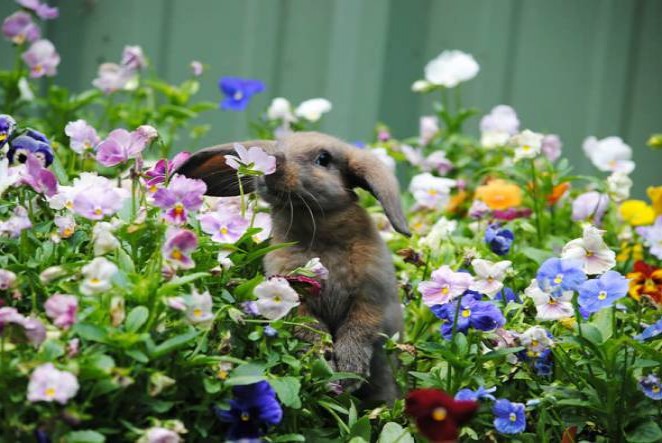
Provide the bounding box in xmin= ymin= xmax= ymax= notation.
xmin=529 ymin=159 xmax=544 ymax=245
xmin=237 ymin=171 xmax=246 ymax=218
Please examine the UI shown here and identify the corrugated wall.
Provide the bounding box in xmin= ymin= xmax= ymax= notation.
xmin=2 ymin=0 xmax=661 ymax=195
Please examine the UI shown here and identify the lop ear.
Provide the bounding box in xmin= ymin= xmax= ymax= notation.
xmin=173 ymin=140 xmax=275 ymax=196
xmin=346 ymin=148 xmax=411 ymax=236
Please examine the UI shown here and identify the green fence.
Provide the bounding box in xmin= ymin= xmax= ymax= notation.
xmin=3 ymin=0 xmax=661 ymax=196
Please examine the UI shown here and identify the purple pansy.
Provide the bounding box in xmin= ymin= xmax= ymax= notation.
xmin=44 ymin=294 xmax=78 ymax=329
xmin=431 ymin=293 xmax=506 ymax=340
xmin=485 ymin=224 xmax=514 ymax=256
xmin=120 ymin=45 xmax=147 ymax=70
xmin=27 ymin=363 xmax=79 ymax=405
xmin=637 ymin=216 xmax=662 ymax=260
xmin=8 ymin=129 xmax=53 ymax=166
xmin=153 ymin=174 xmax=207 ymax=225
xmin=225 ymin=143 xmax=277 ymax=175
xmin=541 ymin=134 xmax=562 ymax=162
xmin=21 ymin=39 xmax=60 ymax=78
xmin=2 ymin=11 xmax=40 ymax=44
xmin=536 ymin=257 xmax=587 ymax=295
xmin=144 ymin=151 xmax=191 ymax=191
xmin=198 ymin=211 xmax=249 ymax=244
xmin=96 ymin=127 xmax=156 ymax=167
xmin=578 ymin=270 xmax=629 ymax=314
xmin=572 ymin=191 xmax=609 ymax=225
xmin=162 ymin=228 xmax=198 ymax=270
xmin=218 ymin=77 xmax=265 ymax=111
xmin=418 ymin=266 xmax=474 ymax=307
xmin=92 ymin=62 xmax=135 ymax=94
xmin=73 ymin=187 xmax=127 ymax=220
xmin=639 ymin=374 xmax=662 ymax=400
xmin=64 ymin=119 xmax=100 ymax=154
xmin=0 ymin=205 xmax=32 ymax=238
xmin=16 ymin=0 xmax=59 ymax=20
xmin=0 ymin=114 xmax=16 ymax=149
xmin=16 ymin=154 xmax=57 ymax=196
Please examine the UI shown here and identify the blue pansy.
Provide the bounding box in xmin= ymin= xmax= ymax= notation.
xmin=638 ymin=375 xmax=662 ymax=400
xmin=214 ymin=381 xmax=283 ymax=441
xmin=635 ymin=318 xmax=662 ymax=341
xmin=536 ymin=257 xmax=586 ymax=295
xmin=7 ymin=129 xmax=53 ymax=167
xmin=431 ymin=293 xmax=506 ymax=340
xmin=534 ymin=349 xmax=553 ymax=376
xmin=578 ymin=270 xmax=629 ymax=314
xmin=484 ymin=224 xmax=514 ymax=256
xmin=263 ymin=325 xmax=278 ymax=337
xmin=0 ymin=114 xmax=16 ymax=149
xmin=495 ymin=287 xmax=520 ymax=304
xmin=455 ymin=386 xmax=496 ymax=402
xmin=218 ymin=77 xmax=265 ymax=111
xmin=493 ymin=399 xmax=526 ymax=434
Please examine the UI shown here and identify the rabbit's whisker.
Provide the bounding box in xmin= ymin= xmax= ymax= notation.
xmin=301 ymin=188 xmax=325 ymax=220
xmin=284 ymin=192 xmax=294 ymax=238
xmin=296 ymin=192 xmax=317 ymax=250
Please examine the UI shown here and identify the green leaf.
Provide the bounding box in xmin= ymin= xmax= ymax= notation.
xmin=125 ymin=349 xmax=149 ymax=363
xmin=349 ymin=417 xmax=371 ymax=441
xmin=272 ymin=434 xmax=306 ymax=442
xmin=626 ymin=420 xmax=662 ymax=443
xmin=125 ymin=306 xmax=149 ymax=332
xmin=269 ymin=377 xmax=302 ymax=409
xmin=203 ymin=377 xmax=222 ymax=394
xmin=311 ymin=358 xmax=334 ymax=380
xmin=521 ymin=246 xmax=554 ymax=265
xmin=150 ymin=328 xmax=199 ymax=358
xmin=74 ymin=323 xmax=108 ymax=343
xmin=580 ymin=324 xmax=605 ymax=346
xmin=591 ymin=309 xmax=613 ymax=342
xmin=224 ymin=375 xmax=267 ymax=386
xmin=378 ymin=423 xmax=414 ymax=443
xmin=159 ymin=104 xmax=197 ymax=119
xmin=63 ymin=430 xmax=106 ymax=443
xmin=157 ymin=272 xmax=210 ymax=297
xmin=116 ymin=247 xmax=136 ymax=274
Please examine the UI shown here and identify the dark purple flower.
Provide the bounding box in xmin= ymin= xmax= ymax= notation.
xmin=7 ymin=129 xmax=53 ymax=166
xmin=162 ymin=227 xmax=198 ymax=270
xmin=153 ymin=174 xmax=206 ymax=225
xmin=21 ymin=39 xmax=60 ymax=78
xmin=144 ymin=151 xmax=191 ymax=191
xmin=495 ymin=287 xmax=520 ymax=304
xmin=0 ymin=114 xmax=16 ymax=150
xmin=534 ymin=349 xmax=553 ymax=376
xmin=484 ymin=224 xmax=514 ymax=256
xmin=2 ymin=11 xmax=40 ymax=44
xmin=218 ymin=77 xmax=265 ymax=111
xmin=431 ymin=294 xmax=506 ymax=340
xmin=214 ymin=381 xmax=282 ymax=441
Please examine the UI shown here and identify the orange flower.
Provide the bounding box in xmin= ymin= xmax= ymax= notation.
xmin=547 ymin=182 xmax=570 ymax=205
xmin=627 ymin=260 xmax=662 ymax=306
xmin=446 ymin=190 xmax=468 ymax=213
xmin=475 ymin=179 xmax=522 ymax=210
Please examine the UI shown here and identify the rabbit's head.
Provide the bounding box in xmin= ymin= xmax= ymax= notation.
xmin=175 ymin=131 xmax=410 ymax=236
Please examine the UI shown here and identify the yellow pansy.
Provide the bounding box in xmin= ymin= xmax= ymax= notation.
xmin=647 ymin=186 xmax=662 ymax=215
xmin=619 ymin=200 xmax=655 ymax=226
xmin=616 ymin=242 xmax=644 ymax=263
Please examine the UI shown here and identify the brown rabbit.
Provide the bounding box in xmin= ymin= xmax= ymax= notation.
xmin=175 ymin=131 xmax=410 ymax=404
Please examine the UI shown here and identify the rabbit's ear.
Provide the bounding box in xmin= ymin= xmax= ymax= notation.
xmin=174 ymin=141 xmax=275 ymax=196
xmin=346 ymin=149 xmax=411 ymax=236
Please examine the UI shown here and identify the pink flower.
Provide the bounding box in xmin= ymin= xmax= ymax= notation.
xmin=54 ymin=214 xmax=75 ymax=238
xmin=21 ymin=39 xmax=60 ymax=78
xmin=92 ymin=63 xmax=135 ymax=94
xmin=17 ymin=154 xmax=57 ymax=196
xmin=190 ymin=60 xmax=203 ymax=77
xmin=121 ymin=45 xmax=147 ymax=70
xmin=96 ymin=128 xmax=154 ymax=167
xmin=572 ymin=192 xmax=609 ymax=225
xmin=423 ymin=151 xmax=453 ymax=175
xmin=64 ymin=120 xmax=100 ymax=154
xmin=0 ymin=307 xmax=45 ymax=347
xmin=162 ymin=228 xmax=198 ymax=270
xmin=419 ymin=116 xmax=439 ymax=145
xmin=2 ymin=11 xmax=41 ymax=44
xmin=66 ymin=338 xmax=79 ymax=357
xmin=198 ymin=212 xmax=249 ymax=243
xmin=541 ymin=134 xmax=562 ymax=162
xmin=144 ymin=151 xmax=191 ymax=191
xmin=153 ymin=174 xmax=207 ymax=225
xmin=73 ymin=188 xmax=127 ymax=220
xmin=44 ymin=294 xmax=78 ymax=329
xmin=0 ymin=205 xmax=32 ymax=238
xmin=418 ymin=266 xmax=474 ymax=306
xmin=144 ymin=427 xmax=181 ymax=443
xmin=16 ymin=0 xmax=59 ymax=20
xmin=0 ymin=269 xmax=17 ymax=290
xmin=225 ymin=143 xmax=276 ymax=175
xmin=27 ymin=363 xmax=79 ymax=404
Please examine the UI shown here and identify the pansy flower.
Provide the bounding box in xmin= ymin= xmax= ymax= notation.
xmin=27 ymin=363 xmax=79 ymax=405
xmin=44 ymin=294 xmax=78 ymax=329
xmin=0 ymin=114 xmax=16 ymax=150
xmin=518 ymin=325 xmax=554 ymax=357
xmin=475 ymin=179 xmax=522 ymax=210
xmin=64 ymin=119 xmax=100 ymax=154
xmin=198 ymin=211 xmax=249 ymax=244
xmin=480 ymin=105 xmax=519 ymax=148
xmin=578 ymin=270 xmax=629 ymax=314
xmin=525 ymin=279 xmax=574 ymax=321
xmin=80 ymin=257 xmax=118 ymax=296
xmin=636 ymin=216 xmax=662 ymax=260
xmin=294 ymin=98 xmax=332 ymax=122
xmin=253 ymin=277 xmax=300 ymax=321
xmin=536 ymin=258 xmax=586 ymax=295
xmin=405 ymin=388 xmax=478 ymax=443
xmin=484 ymin=224 xmax=514 ymax=256
xmin=561 ymin=225 xmax=616 ymax=275
xmin=409 ymin=173 xmax=457 ymax=211
xmin=634 ymin=318 xmax=662 ymax=341
xmin=0 ymin=205 xmax=32 ymax=238
xmin=470 ymin=259 xmax=511 ymax=297
xmin=455 ymin=386 xmax=497 ymax=402
xmin=418 ymin=266 xmax=474 ymax=307
xmin=218 ymin=77 xmax=265 ymax=111
xmin=153 ymin=174 xmax=206 ymax=225
xmin=96 ymin=126 xmax=157 ymax=167
xmin=493 ymin=399 xmax=526 ymax=434
xmin=638 ymin=375 xmax=662 ymax=400
xmin=225 ymin=143 xmax=276 ymax=175
xmin=2 ymin=11 xmax=40 ymax=45
xmin=572 ymin=191 xmax=609 ymax=225
xmin=510 ymin=129 xmax=543 ymax=162
xmin=8 ymin=129 xmax=53 ymax=167
xmin=162 ymin=228 xmax=198 ymax=270
xmin=431 ymin=292 xmax=506 ymax=339
xmin=627 ymin=261 xmax=662 ymax=306
xmin=21 ymin=39 xmax=60 ymax=78
xmin=144 ymin=151 xmax=191 ymax=192
xmin=16 ymin=0 xmax=59 ymax=20
xmin=0 ymin=269 xmax=17 ymax=290
xmin=214 ymin=381 xmax=282 ymax=441
xmin=15 ymin=154 xmax=57 ymax=196
xmin=167 ymin=288 xmax=214 ymax=325
xmin=583 ymin=136 xmax=635 ymax=174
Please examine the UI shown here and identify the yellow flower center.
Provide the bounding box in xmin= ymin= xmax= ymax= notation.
xmin=653 ymin=385 xmax=660 ymax=393
xmin=522 ymin=145 xmax=531 ymax=151
xmin=273 ymin=295 xmax=282 ymax=303
xmin=90 ymin=278 xmax=101 ymax=284
xmin=461 ymin=309 xmax=471 ymax=318
xmin=149 ymin=185 xmax=158 ymax=194
xmin=598 ymin=291 xmax=607 ymax=300
xmin=173 ymin=203 xmax=185 ymax=216
xmin=509 ymin=412 xmax=517 ymax=422
xmin=553 ymin=274 xmax=563 ymax=285
xmin=427 ymin=189 xmax=438 ymax=196
xmin=586 ymin=250 xmax=593 ymax=257
xmin=431 ymin=407 xmax=447 ymax=421
xmin=487 ymin=276 xmax=495 ymax=283
xmin=170 ymin=249 xmax=183 ymax=260
xmin=241 ymin=412 xmax=250 ymax=421
xmin=441 ymin=286 xmax=450 ymax=295
xmin=531 ymin=339 xmax=539 ymax=347
xmin=217 ymin=370 xmax=228 ymax=380
xmin=219 ymin=226 xmax=229 ymax=235
xmin=94 ymin=208 xmax=103 ymax=216
xmin=66 ymin=200 xmax=74 ymax=209
xmin=34 ymin=64 xmax=43 ymax=74
xmin=193 ymin=308 xmax=203 ymax=318
xmin=62 ymin=227 xmax=74 ymax=238
xmin=44 ymin=387 xmax=56 ymax=398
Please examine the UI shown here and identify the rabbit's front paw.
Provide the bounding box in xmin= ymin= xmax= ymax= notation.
xmin=333 ymin=343 xmax=371 ymax=392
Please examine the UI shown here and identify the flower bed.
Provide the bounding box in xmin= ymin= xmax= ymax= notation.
xmin=1 ymin=2 xmax=662 ymax=442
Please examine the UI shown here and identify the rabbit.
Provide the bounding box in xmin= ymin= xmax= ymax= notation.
xmin=175 ymin=131 xmax=410 ymax=405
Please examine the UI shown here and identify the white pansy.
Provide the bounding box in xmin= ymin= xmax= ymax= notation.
xmin=424 ymin=50 xmax=479 ymax=88
xmin=524 ymin=279 xmax=574 ymax=321
xmin=0 ymin=158 xmax=18 ymax=197
xmin=480 ymin=105 xmax=520 ymax=148
xmin=80 ymin=257 xmax=118 ymax=295
xmin=254 ymin=277 xmax=300 ymax=321
xmin=419 ymin=217 xmax=457 ymax=250
xmin=267 ymin=97 xmax=296 ymax=122
xmin=510 ymin=129 xmax=544 ymax=162
xmin=582 ymin=136 xmax=635 ymax=174
xmin=469 ymin=259 xmax=512 ymax=297
xmin=518 ymin=325 xmax=554 ymax=355
xmin=561 ymin=225 xmax=616 ymax=275
xmin=409 ymin=173 xmax=457 ymax=211
xmin=607 ymin=172 xmax=633 ymax=202
xmin=411 ymin=79 xmax=432 ymax=92
xmin=295 ymin=98 xmax=332 ymax=122
xmin=92 ymin=221 xmax=120 ymax=256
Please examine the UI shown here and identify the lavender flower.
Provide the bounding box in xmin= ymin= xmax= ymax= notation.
xmin=541 ymin=134 xmax=562 ymax=162
xmin=637 ymin=216 xmax=662 ymax=260
xmin=431 ymin=293 xmax=506 ymax=339
xmin=16 ymin=0 xmax=59 ymax=20
xmin=572 ymin=191 xmax=609 ymax=225
xmin=21 ymin=39 xmax=60 ymax=78
xmin=639 ymin=374 xmax=662 ymax=400
xmin=0 ymin=205 xmax=32 ymax=238
xmin=419 ymin=115 xmax=439 ymax=145
xmin=121 ymin=45 xmax=147 ymax=70
xmin=44 ymin=294 xmax=78 ymax=329
xmin=254 ymin=277 xmax=300 ymax=321
xmin=73 ymin=187 xmax=126 ymax=220
xmin=2 ymin=11 xmax=40 ymax=44
xmin=225 ymin=143 xmax=277 ymax=175
xmin=455 ymin=386 xmax=496 ymax=402
xmin=162 ymin=228 xmax=198 ymax=270
xmin=96 ymin=127 xmax=156 ymax=167
xmin=27 ymin=363 xmax=79 ymax=404
xmin=480 ymin=105 xmax=520 ymax=148
xmin=198 ymin=211 xmax=249 ymax=243
xmin=16 ymin=154 xmax=57 ymax=196
xmin=0 ymin=269 xmax=17 ymax=290
xmin=64 ymin=119 xmax=100 ymax=154
xmin=92 ymin=63 xmax=136 ymax=94
xmin=190 ymin=60 xmax=203 ymax=77
xmin=144 ymin=151 xmax=191 ymax=191
xmin=218 ymin=77 xmax=265 ymax=111
xmin=578 ymin=270 xmax=629 ymax=314
xmin=153 ymin=174 xmax=207 ymax=225
xmin=418 ymin=266 xmax=474 ymax=307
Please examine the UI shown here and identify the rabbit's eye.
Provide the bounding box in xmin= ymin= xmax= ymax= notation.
xmin=314 ymin=151 xmax=332 ymax=167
